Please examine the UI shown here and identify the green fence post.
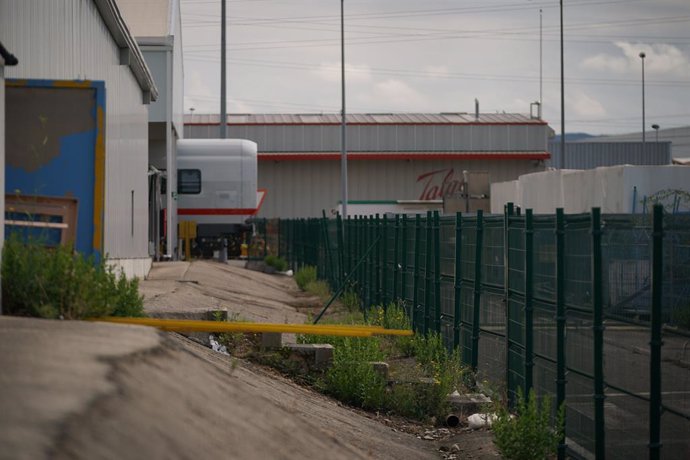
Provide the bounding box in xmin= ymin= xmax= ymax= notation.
xmin=555 ymin=208 xmax=567 ymax=460
xmin=649 ymin=204 xmax=663 ymax=459
xmin=363 ymin=216 xmax=370 ymax=309
xmin=337 ymin=213 xmax=344 ymax=286
xmin=471 ymin=210 xmax=484 ymax=372
xmin=374 ymin=214 xmax=383 ymax=305
xmin=504 ymin=203 xmax=513 ymax=394
xmin=453 ymin=212 xmax=463 ymax=349
xmin=591 ymin=207 xmax=606 ymax=459
xmin=524 ymin=209 xmax=534 ymax=394
xmin=382 ymin=214 xmax=389 ymax=310
xmin=393 ymin=215 xmax=400 ymax=304
xmin=434 ymin=211 xmax=442 ymax=333
xmin=424 ymin=211 xmax=433 ymax=335
xmin=401 ymin=214 xmax=408 ymax=304
xmin=413 ymin=214 xmax=421 ymax=332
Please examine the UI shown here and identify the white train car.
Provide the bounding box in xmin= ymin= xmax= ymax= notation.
xmin=176 ymin=139 xmax=262 ymax=256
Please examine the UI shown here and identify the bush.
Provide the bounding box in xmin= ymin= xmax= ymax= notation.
xmin=294 ymin=265 xmax=317 ymax=291
xmin=2 ymin=235 xmax=144 ymax=319
xmin=340 ymin=289 xmax=360 ymax=313
xmin=263 ymin=254 xmax=288 ymax=272
xmin=305 ymin=280 xmax=331 ymax=300
xmin=492 ymin=388 xmax=564 ymax=460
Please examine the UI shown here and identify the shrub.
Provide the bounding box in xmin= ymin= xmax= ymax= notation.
xmin=492 ymin=388 xmax=564 ymax=460
xmin=263 ymin=254 xmax=288 ymax=272
xmin=340 ymin=289 xmax=360 ymax=313
xmin=2 ymin=235 xmax=144 ymax=319
xmin=305 ymin=280 xmax=331 ymax=300
xmin=294 ymin=265 xmax=317 ymax=290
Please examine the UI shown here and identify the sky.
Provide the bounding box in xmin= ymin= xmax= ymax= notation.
xmin=179 ymin=0 xmax=690 ymax=136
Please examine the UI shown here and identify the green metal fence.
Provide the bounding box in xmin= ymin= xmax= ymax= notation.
xmin=267 ymin=205 xmax=690 ymax=459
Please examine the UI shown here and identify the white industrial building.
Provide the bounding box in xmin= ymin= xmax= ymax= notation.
xmin=491 ymin=165 xmax=690 ymax=214
xmin=1 ymin=0 xmax=158 ymax=278
xmin=185 ymin=112 xmax=552 ymax=218
xmin=118 ymin=0 xmax=185 ymax=260
xmin=582 ymin=126 xmax=690 ymax=164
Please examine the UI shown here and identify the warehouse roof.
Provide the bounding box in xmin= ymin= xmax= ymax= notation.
xmin=185 ymin=113 xmax=546 ymax=125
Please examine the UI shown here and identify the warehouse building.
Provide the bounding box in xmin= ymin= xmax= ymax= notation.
xmin=1 ymin=0 xmax=157 ymax=277
xmin=118 ymin=0 xmax=185 ymax=260
xmin=185 ymin=112 xmax=551 ymax=218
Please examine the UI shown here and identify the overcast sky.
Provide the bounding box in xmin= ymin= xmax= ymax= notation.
xmin=180 ymin=0 xmax=690 ymax=136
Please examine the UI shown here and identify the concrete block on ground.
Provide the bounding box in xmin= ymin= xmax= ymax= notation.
xmin=370 ymin=362 xmax=389 ymax=381
xmin=448 ymin=393 xmax=492 ymax=417
xmin=285 ymin=343 xmax=334 ymax=369
xmin=261 ymin=332 xmax=283 ymax=350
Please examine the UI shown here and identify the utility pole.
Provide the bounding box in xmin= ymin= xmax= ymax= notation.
xmin=340 ymin=0 xmax=348 ymax=219
xmin=220 ymin=0 xmax=227 ymax=139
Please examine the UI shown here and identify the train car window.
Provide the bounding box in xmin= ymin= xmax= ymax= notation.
xmin=178 ymin=169 xmax=201 ymax=194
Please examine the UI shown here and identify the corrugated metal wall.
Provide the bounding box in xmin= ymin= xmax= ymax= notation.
xmin=0 ymin=0 xmax=150 ymax=260
xmin=259 ymin=159 xmax=543 ymax=218
xmin=548 ymin=142 xmax=671 ymax=169
xmin=186 ymin=123 xmax=549 ymax=152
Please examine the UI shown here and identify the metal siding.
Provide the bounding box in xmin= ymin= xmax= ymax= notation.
xmin=415 ymin=126 xmax=434 ymax=150
xmin=378 ymin=125 xmax=397 ymax=151
xmin=548 ymin=142 xmax=671 ymax=169
xmin=256 ymin=158 xmax=544 ymax=218
xmin=433 ymin=125 xmax=453 ymax=150
xmin=172 ymin=9 xmax=184 ymax=138
xmin=141 ymin=51 xmax=168 ymax=122
xmin=358 ymin=126 xmax=378 ymax=151
xmin=1 ymin=0 xmax=149 ymax=260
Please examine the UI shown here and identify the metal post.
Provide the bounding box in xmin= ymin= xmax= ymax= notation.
xmin=555 ymin=208 xmax=567 ymax=460
xmin=339 ymin=0 xmax=348 ymax=219
xmin=471 ymin=210 xmax=484 ymax=372
xmin=453 ymin=212 xmax=463 ymax=349
xmin=524 ymin=209 xmax=534 ymax=394
xmin=504 ymin=203 xmax=513 ymax=393
xmin=393 ymin=215 xmax=400 ymax=304
xmin=558 ymin=0 xmax=565 ymax=169
xmin=382 ymin=214 xmax=389 ymax=309
xmin=220 ymin=0 xmax=227 ymax=139
xmin=434 ymin=211 xmax=442 ymax=333
xmin=337 ymin=213 xmax=345 ymax=286
xmin=591 ymin=207 xmax=606 ymax=459
xmin=413 ymin=214 xmax=421 ymax=332
xmin=640 ymin=52 xmax=646 ymax=149
xmin=424 ymin=211 xmax=433 ymax=335
xmin=649 ymin=204 xmax=663 ymax=459
xmin=401 ymin=214 xmax=409 ymax=307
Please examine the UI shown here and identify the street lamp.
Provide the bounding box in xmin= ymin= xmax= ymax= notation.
xmin=340 ymin=0 xmax=348 ymax=219
xmin=639 ymin=51 xmax=646 ymax=150
xmin=652 ymin=124 xmax=660 ymax=142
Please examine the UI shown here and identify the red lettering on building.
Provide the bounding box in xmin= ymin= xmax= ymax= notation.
xmin=417 ymin=168 xmax=464 ymax=200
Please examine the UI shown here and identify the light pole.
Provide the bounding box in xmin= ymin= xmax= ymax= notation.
xmin=340 ymin=0 xmax=348 ymax=219
xmin=220 ymin=0 xmax=227 ymax=139
xmin=639 ymin=51 xmax=646 ymax=150
xmin=559 ymin=0 xmax=565 ymax=169
xmin=652 ymin=124 xmax=659 ymax=142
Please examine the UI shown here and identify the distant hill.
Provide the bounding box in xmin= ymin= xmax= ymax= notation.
xmin=551 ymin=133 xmax=595 ymax=142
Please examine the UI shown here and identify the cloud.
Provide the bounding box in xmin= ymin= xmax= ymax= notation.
xmin=370 ymin=79 xmax=428 ymax=110
xmin=567 ymin=90 xmax=607 ymax=118
xmin=313 ymin=62 xmax=373 ymax=83
xmin=582 ymin=42 xmax=690 ymax=77
xmin=423 ymin=65 xmax=450 ymax=78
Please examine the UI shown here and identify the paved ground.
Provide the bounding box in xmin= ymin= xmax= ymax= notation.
xmin=0 ymin=261 xmax=444 ymax=459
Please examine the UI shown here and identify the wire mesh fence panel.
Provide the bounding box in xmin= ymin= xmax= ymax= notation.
xmin=401 ymin=219 xmax=416 ymax=313
xmin=603 ymin=392 xmax=649 ymax=460
xmin=664 ymin=215 xmax=690 ymax=327
xmin=533 ymin=300 xmax=557 ymax=361
xmin=564 ymin=215 xmax=593 ymax=312
xmin=602 ymin=215 xmax=652 ymax=321
xmin=533 ymin=355 xmax=557 ymax=402
xmin=507 ymin=216 xmax=525 ymax=295
xmin=483 ymin=218 xmax=505 ymax=288
xmin=661 ymin=328 xmax=690 ymax=444
xmin=533 ymin=216 xmax=556 ymax=303
xmin=460 ymin=287 xmax=475 ymax=368
xmin=565 ymin=371 xmax=596 ymax=457
xmin=440 ymin=217 xmax=456 ymax=278
xmin=478 ymin=330 xmax=506 ymax=391
xmin=461 ymin=217 xmax=478 ymax=283
xmin=440 ymin=279 xmax=455 ymax=348
xmin=661 ymin=410 xmax=690 ymax=459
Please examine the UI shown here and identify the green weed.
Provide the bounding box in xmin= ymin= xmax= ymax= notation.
xmin=263 ymin=254 xmax=288 ymax=272
xmin=2 ymin=235 xmax=144 ymax=319
xmin=492 ymin=388 xmax=564 ymax=460
xmin=294 ymin=265 xmax=317 ymax=290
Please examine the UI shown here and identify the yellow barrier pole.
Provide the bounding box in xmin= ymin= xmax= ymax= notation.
xmin=92 ymin=317 xmax=414 ymax=338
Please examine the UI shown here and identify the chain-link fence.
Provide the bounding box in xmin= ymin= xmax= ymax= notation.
xmin=274 ymin=206 xmax=690 ymax=459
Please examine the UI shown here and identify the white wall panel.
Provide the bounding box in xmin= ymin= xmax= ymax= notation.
xmin=0 ymin=0 xmax=150 ymax=265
